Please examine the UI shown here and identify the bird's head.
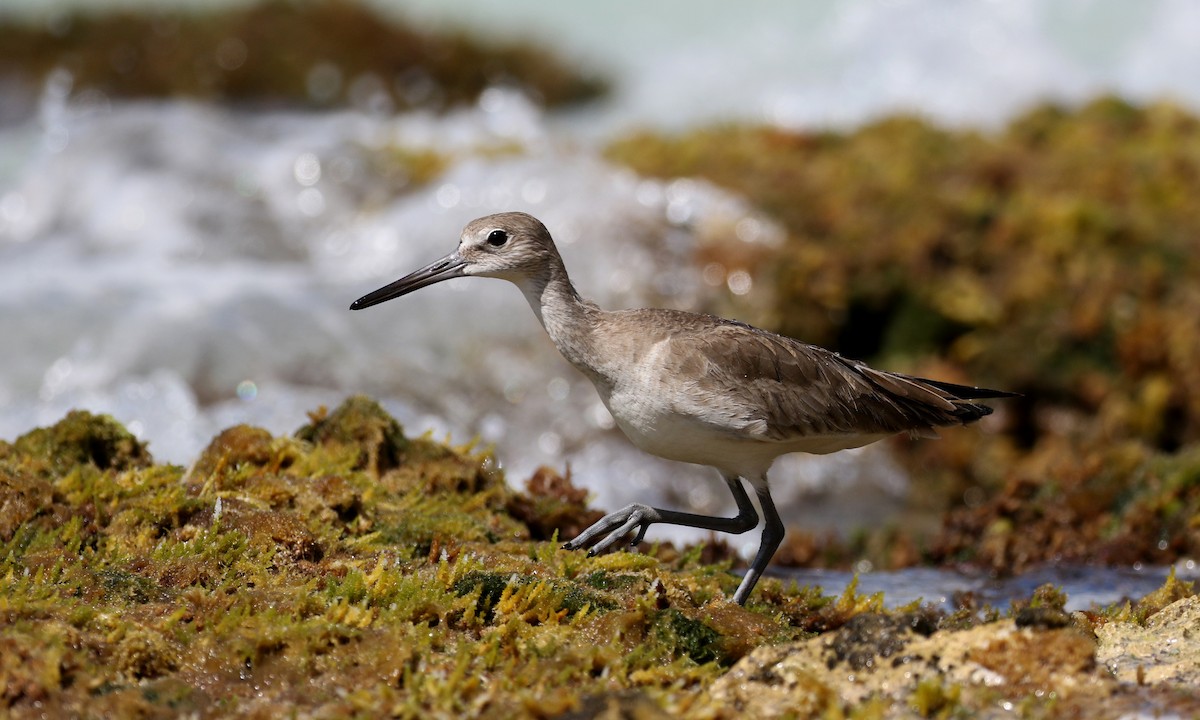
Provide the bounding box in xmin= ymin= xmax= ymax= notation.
xmin=350 ymin=211 xmax=560 ymax=310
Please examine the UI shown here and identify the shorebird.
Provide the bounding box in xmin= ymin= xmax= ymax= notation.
xmin=351 ymin=212 xmax=1014 ymax=605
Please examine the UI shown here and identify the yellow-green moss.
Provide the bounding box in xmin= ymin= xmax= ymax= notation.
xmin=0 ymin=400 xmax=811 ymax=717
xmin=5 ymin=409 xmax=151 ymax=477
xmin=909 ymin=678 xmax=963 ymax=719
xmin=2 ymin=400 xmax=1197 ymax=717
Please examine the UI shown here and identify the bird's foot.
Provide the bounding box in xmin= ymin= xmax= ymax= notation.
xmin=562 ymin=503 xmax=662 ymax=556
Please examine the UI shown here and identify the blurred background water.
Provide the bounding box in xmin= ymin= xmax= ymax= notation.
xmin=2 ymin=0 xmax=1200 ymax=566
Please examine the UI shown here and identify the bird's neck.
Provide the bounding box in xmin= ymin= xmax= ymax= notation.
xmin=517 ymin=261 xmax=600 ymax=372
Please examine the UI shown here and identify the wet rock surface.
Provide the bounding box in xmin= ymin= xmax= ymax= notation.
xmin=1097 ymin=595 xmax=1200 ymax=686
xmin=709 ymin=609 xmax=1200 ymax=718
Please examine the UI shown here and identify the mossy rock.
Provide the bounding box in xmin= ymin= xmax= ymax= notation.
xmin=652 ymin=608 xmax=726 ymax=665
xmin=451 ymin=569 xmax=615 ymax=623
xmin=189 ymin=424 xmax=303 ymax=484
xmin=0 ymin=466 xmax=53 ymax=541
xmin=4 ymin=401 xmax=1200 ymax=717
xmin=295 ymin=395 xmax=407 ymax=476
xmin=4 ymin=410 xmax=151 ymax=477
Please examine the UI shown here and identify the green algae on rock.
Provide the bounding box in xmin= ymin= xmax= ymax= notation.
xmin=1 ymin=409 xmax=151 ymax=477
xmin=0 ymin=400 xmax=796 ymax=717
xmin=0 ymin=0 xmax=607 ymax=114
xmin=3 ymin=401 xmax=1200 ymax=717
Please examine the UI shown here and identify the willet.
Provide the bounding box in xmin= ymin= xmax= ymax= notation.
xmin=351 ymin=212 xmax=1015 ymax=605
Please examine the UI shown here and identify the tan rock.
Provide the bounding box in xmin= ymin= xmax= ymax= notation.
xmin=706 ymin=613 xmax=1106 ymax=717
xmin=1096 ymin=595 xmax=1200 ymax=686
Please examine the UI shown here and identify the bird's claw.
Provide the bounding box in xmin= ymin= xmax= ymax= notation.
xmin=561 ymin=503 xmax=660 ymax=557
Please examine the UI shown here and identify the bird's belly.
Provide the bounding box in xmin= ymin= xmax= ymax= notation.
xmin=600 ymin=382 xmax=894 ymax=476
xmin=614 ymin=409 xmax=713 ymax=460
xmin=602 ymin=389 xmax=776 ymax=474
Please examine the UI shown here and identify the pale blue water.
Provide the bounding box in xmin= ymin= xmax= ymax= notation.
xmin=778 ymin=560 xmax=1200 ymax=611
xmin=4 ymin=0 xmax=1198 ymax=133
xmin=1 ymin=0 xmax=1199 ymax=558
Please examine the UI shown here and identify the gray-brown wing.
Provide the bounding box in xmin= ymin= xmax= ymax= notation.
xmin=662 ymin=316 xmax=994 ymax=442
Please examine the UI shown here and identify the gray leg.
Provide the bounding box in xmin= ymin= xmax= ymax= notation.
xmin=731 ymin=482 xmax=786 ymax=605
xmin=562 ymin=475 xmax=759 ymax=556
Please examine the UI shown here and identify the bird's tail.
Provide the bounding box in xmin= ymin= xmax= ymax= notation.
xmin=900 ymin=376 xmax=1020 ymax=401
xmin=859 ymin=368 xmax=1018 ymax=426
xmin=836 ymin=353 xmax=1018 ymax=430
xmin=901 ymin=375 xmax=1018 ymax=425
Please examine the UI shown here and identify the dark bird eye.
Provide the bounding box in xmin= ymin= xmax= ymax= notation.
xmin=486 ymin=229 xmax=508 ymax=247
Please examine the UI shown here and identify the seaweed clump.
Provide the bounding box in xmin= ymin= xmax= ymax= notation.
xmin=607 ymin=98 xmax=1200 ymax=572
xmin=0 ymin=0 xmax=606 ymax=114
xmin=1 ymin=409 xmax=150 ymax=477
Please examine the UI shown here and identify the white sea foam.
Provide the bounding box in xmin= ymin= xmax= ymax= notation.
xmin=1 ymin=96 xmax=835 ymax=546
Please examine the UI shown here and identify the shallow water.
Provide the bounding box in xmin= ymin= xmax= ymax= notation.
xmin=776 ymin=560 xmax=1200 ymax=611
xmin=3 ymin=1 xmax=1200 ymax=550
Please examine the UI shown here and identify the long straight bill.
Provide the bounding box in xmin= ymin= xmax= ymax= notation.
xmin=350 ymin=253 xmax=466 ymax=310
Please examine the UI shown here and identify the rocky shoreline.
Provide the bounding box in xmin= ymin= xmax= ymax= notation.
xmin=2 ymin=397 xmax=1196 ymax=718
xmin=3 ymin=3 xmax=1200 ymax=716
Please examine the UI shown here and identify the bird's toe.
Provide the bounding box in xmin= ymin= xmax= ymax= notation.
xmin=560 ymin=503 xmax=661 ymax=556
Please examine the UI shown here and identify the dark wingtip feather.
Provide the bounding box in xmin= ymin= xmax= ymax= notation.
xmin=952 ymin=401 xmax=995 ymax=423
xmin=905 ymin=376 xmax=1020 ymax=400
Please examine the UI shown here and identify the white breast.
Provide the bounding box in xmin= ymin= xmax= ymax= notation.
xmin=593 ymin=340 xmax=766 ymax=476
